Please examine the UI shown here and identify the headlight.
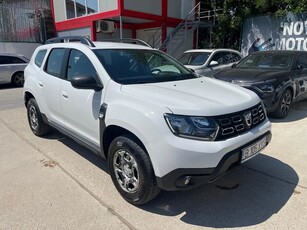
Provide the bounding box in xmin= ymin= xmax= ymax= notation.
xmin=256 ymin=84 xmax=275 ymax=93
xmin=164 ymin=114 xmax=219 ymax=141
xmin=254 ymin=79 xmax=276 ymax=93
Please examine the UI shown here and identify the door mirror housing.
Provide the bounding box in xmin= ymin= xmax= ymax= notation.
xmin=209 ymin=60 xmax=219 ymax=67
xmin=71 ymin=75 xmax=103 ymax=91
xmin=231 ymin=63 xmax=237 ymax=68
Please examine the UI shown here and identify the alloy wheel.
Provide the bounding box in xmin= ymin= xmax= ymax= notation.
xmin=280 ymin=91 xmax=292 ymax=116
xmin=113 ymin=149 xmax=139 ymax=193
xmin=14 ymin=73 xmax=24 ymax=86
xmin=29 ymin=105 xmax=39 ymax=131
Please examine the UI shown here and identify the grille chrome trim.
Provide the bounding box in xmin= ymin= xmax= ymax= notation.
xmin=215 ymin=103 xmax=266 ymax=141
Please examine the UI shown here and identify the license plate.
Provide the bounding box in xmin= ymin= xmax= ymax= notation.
xmin=241 ymin=137 xmax=267 ymax=163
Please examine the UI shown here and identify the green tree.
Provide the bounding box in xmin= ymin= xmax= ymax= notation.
xmin=199 ymin=0 xmax=307 ymax=50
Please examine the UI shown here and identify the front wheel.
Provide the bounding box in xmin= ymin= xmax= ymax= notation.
xmin=108 ymin=135 xmax=160 ymax=205
xmin=27 ymin=98 xmax=51 ymax=136
xmin=272 ymin=89 xmax=292 ymax=119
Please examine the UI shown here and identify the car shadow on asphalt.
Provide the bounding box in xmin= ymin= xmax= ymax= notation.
xmin=269 ymin=100 xmax=307 ymax=123
xmin=48 ymin=129 xmax=109 ymax=173
xmin=0 ymin=84 xmax=19 ymax=90
xmin=140 ymin=154 xmax=298 ymax=228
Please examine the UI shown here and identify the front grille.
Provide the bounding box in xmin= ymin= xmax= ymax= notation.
xmin=214 ymin=103 xmax=266 ymax=141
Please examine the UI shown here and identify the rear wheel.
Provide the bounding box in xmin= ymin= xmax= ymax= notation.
xmin=11 ymin=72 xmax=24 ymax=87
xmin=272 ymin=89 xmax=292 ymax=119
xmin=27 ymin=98 xmax=51 ymax=136
xmin=108 ymin=135 xmax=160 ymax=205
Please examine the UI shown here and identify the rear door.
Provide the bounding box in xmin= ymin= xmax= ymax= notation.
xmin=39 ymin=48 xmax=66 ymax=125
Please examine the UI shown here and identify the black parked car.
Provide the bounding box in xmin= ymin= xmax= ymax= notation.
xmin=213 ymin=50 xmax=307 ymax=118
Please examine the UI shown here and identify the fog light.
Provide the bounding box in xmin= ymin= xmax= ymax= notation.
xmin=184 ymin=176 xmax=191 ymax=185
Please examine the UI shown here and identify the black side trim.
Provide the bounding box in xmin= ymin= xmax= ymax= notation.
xmin=99 ymin=103 xmax=108 ymax=159
xmin=47 ymin=118 xmax=101 ymax=156
xmin=156 ymin=131 xmax=272 ymax=191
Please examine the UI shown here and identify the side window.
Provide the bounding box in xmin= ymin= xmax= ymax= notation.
xmin=9 ymin=57 xmax=26 ymax=64
xmin=45 ymin=48 xmax=65 ymax=77
xmin=67 ymin=49 xmax=97 ymax=81
xmin=223 ymin=52 xmax=242 ymax=64
xmin=296 ymin=54 xmax=307 ymax=70
xmin=0 ymin=56 xmax=8 ymax=64
xmin=34 ymin=50 xmax=47 ymax=67
xmin=0 ymin=56 xmax=26 ymax=64
xmin=210 ymin=52 xmax=223 ymax=65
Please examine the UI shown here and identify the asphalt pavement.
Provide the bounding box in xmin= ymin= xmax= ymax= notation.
xmin=0 ymin=87 xmax=306 ymax=229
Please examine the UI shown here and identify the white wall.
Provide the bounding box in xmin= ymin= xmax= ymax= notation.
xmin=168 ymin=0 xmax=194 ymax=19
xmin=166 ymin=27 xmax=193 ymax=57
xmin=124 ymin=0 xmax=161 ymax=15
xmin=96 ymin=29 xmax=133 ymax=40
xmin=0 ymin=42 xmax=41 ymax=59
xmin=53 ymin=0 xmax=66 ymax=22
xmin=99 ymin=0 xmax=118 ymax=12
xmin=137 ymin=28 xmax=161 ymax=48
xmin=57 ymin=27 xmax=92 ymax=39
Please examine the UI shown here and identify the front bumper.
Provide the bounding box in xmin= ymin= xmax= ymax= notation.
xmin=156 ymin=131 xmax=272 ymax=191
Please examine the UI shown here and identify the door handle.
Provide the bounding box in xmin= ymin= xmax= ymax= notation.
xmin=38 ymin=81 xmax=43 ymax=87
xmin=61 ymin=91 xmax=68 ymax=99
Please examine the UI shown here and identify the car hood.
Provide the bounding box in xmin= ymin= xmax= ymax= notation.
xmin=214 ymin=68 xmax=289 ymax=83
xmin=121 ymin=77 xmax=260 ymax=116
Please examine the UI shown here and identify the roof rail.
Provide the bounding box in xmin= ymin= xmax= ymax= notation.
xmin=45 ymin=36 xmax=95 ymax=47
xmin=101 ymin=38 xmax=151 ymax=48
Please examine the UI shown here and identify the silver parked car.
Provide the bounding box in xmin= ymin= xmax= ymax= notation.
xmin=0 ymin=53 xmax=29 ymax=87
xmin=177 ymin=49 xmax=242 ymax=77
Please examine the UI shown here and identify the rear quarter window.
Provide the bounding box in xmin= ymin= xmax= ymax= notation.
xmin=34 ymin=50 xmax=47 ymax=67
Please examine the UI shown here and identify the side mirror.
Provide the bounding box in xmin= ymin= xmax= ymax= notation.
xmin=209 ymin=60 xmax=219 ymax=67
xmin=71 ymin=75 xmax=103 ymax=91
xmin=231 ymin=63 xmax=237 ymax=68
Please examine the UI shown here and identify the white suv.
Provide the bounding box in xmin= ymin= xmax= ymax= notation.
xmin=24 ymin=37 xmax=271 ymax=205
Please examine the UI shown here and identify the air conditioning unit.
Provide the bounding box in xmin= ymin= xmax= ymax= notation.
xmin=96 ymin=20 xmax=115 ymax=33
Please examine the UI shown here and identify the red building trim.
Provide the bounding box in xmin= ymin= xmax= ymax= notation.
xmin=121 ymin=9 xmax=162 ymax=22
xmin=91 ymin=21 xmax=96 ymax=41
xmin=55 ymin=10 xmax=120 ymax=31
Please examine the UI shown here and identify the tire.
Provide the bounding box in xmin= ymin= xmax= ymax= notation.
xmin=272 ymin=89 xmax=292 ymax=119
xmin=108 ymin=135 xmax=160 ymax=205
xmin=27 ymin=98 xmax=51 ymax=136
xmin=11 ymin=72 xmax=24 ymax=87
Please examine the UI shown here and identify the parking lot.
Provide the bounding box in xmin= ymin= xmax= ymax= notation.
xmin=0 ymin=85 xmax=307 ymax=229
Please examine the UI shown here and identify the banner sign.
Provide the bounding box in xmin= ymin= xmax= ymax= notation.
xmin=241 ymin=12 xmax=307 ymax=56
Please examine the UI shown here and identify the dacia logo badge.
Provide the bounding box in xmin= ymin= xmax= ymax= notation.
xmin=243 ymin=111 xmax=252 ymax=128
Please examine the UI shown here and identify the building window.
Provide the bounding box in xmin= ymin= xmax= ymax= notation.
xmin=66 ymin=0 xmax=75 ymax=19
xmin=66 ymin=0 xmax=98 ymax=19
xmin=87 ymin=1 xmax=98 ymax=14
xmin=76 ymin=0 xmax=86 ymax=17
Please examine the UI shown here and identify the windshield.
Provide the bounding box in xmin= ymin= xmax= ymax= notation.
xmin=177 ymin=52 xmax=211 ymax=66
xmin=94 ymin=49 xmax=196 ymax=84
xmin=236 ymin=53 xmax=293 ymax=70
